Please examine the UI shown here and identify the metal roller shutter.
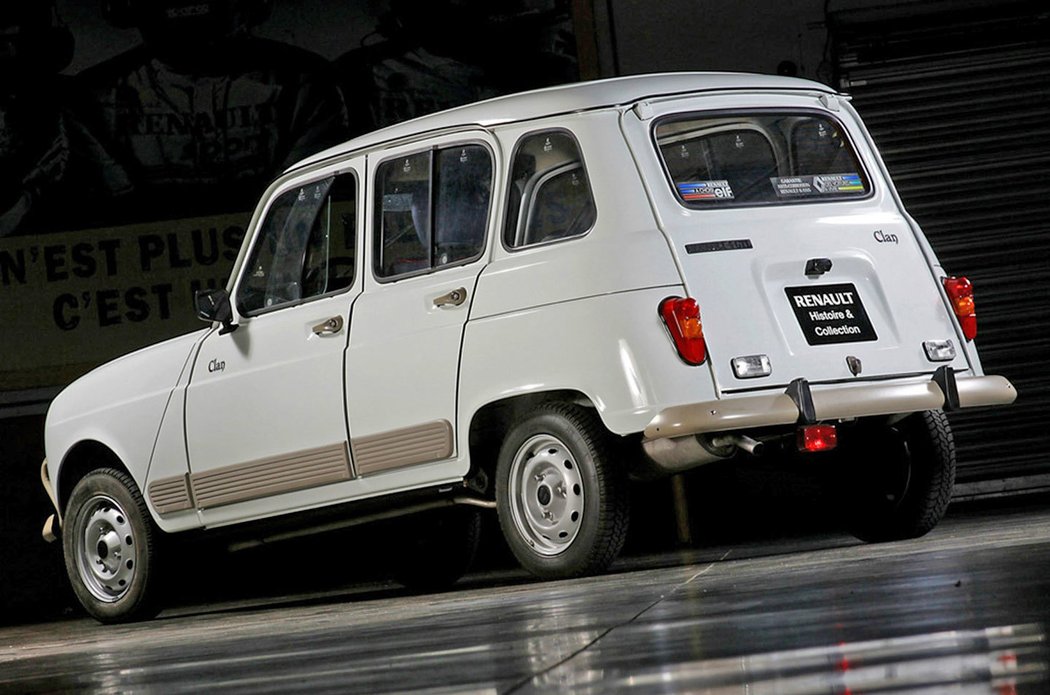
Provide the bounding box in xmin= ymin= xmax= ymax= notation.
xmin=830 ymin=1 xmax=1050 ymax=488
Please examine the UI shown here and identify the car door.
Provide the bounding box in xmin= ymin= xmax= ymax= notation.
xmin=184 ymin=160 xmax=364 ymax=525
xmin=344 ymin=133 xmax=496 ymax=485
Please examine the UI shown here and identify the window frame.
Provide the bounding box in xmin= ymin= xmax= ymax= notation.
xmin=651 ymin=108 xmax=875 ymax=210
xmin=502 ymin=128 xmax=597 ymax=253
xmin=371 ymin=139 xmax=495 ymax=283
xmin=234 ymin=167 xmax=360 ymax=318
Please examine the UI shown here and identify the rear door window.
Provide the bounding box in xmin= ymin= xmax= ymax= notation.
xmin=654 ymin=113 xmax=870 ymax=207
xmin=374 ymin=144 xmax=492 ymax=279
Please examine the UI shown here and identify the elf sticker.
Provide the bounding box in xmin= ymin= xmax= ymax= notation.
xmin=677 ymin=180 xmax=734 ymax=201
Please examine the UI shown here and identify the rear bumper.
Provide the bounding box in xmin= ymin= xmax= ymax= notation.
xmin=643 ymin=373 xmax=1017 ymax=442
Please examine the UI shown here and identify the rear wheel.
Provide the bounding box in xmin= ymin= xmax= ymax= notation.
xmin=845 ymin=410 xmax=955 ymax=542
xmin=62 ymin=469 xmax=162 ymax=623
xmin=496 ymin=402 xmax=628 ymax=578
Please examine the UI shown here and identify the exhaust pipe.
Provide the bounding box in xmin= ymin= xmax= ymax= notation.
xmin=709 ymin=434 xmax=765 ymax=457
xmin=639 ymin=432 xmax=765 ymax=479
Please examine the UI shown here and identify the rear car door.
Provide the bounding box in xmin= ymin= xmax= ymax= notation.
xmin=344 ymin=132 xmax=496 ymax=483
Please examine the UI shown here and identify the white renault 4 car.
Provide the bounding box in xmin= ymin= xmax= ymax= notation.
xmin=42 ymin=73 xmax=1016 ymax=622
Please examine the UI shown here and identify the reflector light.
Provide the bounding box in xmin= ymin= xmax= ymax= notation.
xmin=731 ymin=354 xmax=772 ymax=379
xmin=923 ymin=339 xmax=956 ymax=362
xmin=797 ymin=424 xmax=837 ymax=453
xmin=942 ymin=276 xmax=977 ymax=341
xmin=659 ymin=296 xmax=707 ymax=365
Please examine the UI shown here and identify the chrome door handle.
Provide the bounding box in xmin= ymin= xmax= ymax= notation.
xmin=434 ymin=287 xmax=467 ymax=308
xmin=312 ymin=316 xmax=344 ymax=336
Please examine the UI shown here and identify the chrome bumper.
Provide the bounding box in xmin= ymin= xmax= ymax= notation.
xmin=643 ymin=373 xmax=1017 ymax=442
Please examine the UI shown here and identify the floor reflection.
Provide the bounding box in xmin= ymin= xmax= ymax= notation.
xmin=3 ymin=501 xmax=1050 ymax=694
xmin=598 ymin=625 xmax=1048 ymax=694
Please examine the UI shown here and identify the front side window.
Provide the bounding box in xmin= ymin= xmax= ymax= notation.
xmin=504 ymin=130 xmax=596 ymax=249
xmin=655 ymin=113 xmax=870 ymax=207
xmin=237 ymin=172 xmax=357 ymax=314
xmin=374 ymin=144 xmax=492 ymax=279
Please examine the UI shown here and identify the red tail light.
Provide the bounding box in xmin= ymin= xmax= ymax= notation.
xmin=942 ymin=276 xmax=977 ymax=341
xmin=659 ymin=296 xmax=707 ymax=365
xmin=797 ymin=424 xmax=837 ymax=452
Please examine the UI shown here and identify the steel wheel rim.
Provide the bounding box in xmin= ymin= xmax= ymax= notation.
xmin=73 ymin=493 xmax=137 ymax=603
xmin=508 ymin=434 xmax=585 ymax=556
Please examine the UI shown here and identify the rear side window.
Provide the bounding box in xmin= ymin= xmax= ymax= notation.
xmin=504 ymin=131 xmax=596 ymax=249
xmin=655 ymin=113 xmax=870 ymax=207
xmin=374 ymin=144 xmax=492 ymax=279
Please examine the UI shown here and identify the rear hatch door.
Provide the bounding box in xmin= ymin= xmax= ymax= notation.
xmin=621 ymin=93 xmax=970 ymax=394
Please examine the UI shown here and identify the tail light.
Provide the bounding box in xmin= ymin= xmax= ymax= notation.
xmin=659 ymin=296 xmax=706 ymax=365
xmin=797 ymin=424 xmax=837 ymax=452
xmin=942 ymin=276 xmax=977 ymax=341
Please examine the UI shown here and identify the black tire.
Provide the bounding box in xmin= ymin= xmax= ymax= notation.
xmin=495 ymin=402 xmax=629 ymax=578
xmin=62 ymin=469 xmax=163 ymax=623
xmin=389 ymin=506 xmax=482 ymax=592
xmin=845 ymin=410 xmax=956 ymax=543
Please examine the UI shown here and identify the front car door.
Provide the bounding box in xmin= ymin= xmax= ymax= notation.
xmin=184 ymin=159 xmax=364 ymax=525
xmin=344 ymin=132 xmax=497 ymax=488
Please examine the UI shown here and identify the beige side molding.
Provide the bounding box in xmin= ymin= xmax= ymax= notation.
xmin=190 ymin=442 xmax=353 ymax=509
xmin=352 ymin=420 xmax=454 ymax=476
xmin=148 ymin=474 xmax=195 ymax=515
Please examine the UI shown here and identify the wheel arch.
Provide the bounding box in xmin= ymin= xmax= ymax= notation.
xmin=466 ymin=389 xmax=597 ymax=482
xmin=56 ymin=440 xmax=133 ymax=514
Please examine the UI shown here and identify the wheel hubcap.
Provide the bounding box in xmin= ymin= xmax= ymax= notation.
xmin=74 ymin=494 xmax=136 ymax=603
xmin=509 ymin=434 xmax=585 ymax=556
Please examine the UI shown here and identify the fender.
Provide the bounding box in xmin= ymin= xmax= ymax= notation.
xmin=45 ymin=329 xmax=210 ymax=520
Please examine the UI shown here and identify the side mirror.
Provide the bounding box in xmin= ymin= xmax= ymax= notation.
xmin=195 ymin=288 xmax=237 ymax=334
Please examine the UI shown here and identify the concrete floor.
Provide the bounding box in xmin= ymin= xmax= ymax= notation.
xmin=2 ymin=498 xmax=1049 ymax=693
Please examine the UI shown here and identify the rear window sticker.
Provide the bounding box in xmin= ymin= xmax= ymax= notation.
xmin=677 ymin=180 xmax=734 ymax=201
xmin=815 ymin=173 xmax=864 ymax=193
xmin=771 ymin=177 xmax=814 ymax=197
xmin=772 ymin=173 xmax=864 ymax=197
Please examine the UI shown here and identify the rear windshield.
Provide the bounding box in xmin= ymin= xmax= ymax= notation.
xmin=654 ymin=113 xmax=870 ymax=207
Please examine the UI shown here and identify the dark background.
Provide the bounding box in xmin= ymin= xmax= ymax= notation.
xmin=1 ymin=0 xmax=1047 ymax=622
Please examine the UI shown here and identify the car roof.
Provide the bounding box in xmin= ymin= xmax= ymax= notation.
xmin=292 ymin=71 xmax=838 ymax=172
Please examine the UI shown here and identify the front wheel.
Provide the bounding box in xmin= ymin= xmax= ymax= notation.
xmin=496 ymin=402 xmax=629 ymax=579
xmin=844 ymin=410 xmax=956 ymax=543
xmin=62 ymin=469 xmax=162 ymax=623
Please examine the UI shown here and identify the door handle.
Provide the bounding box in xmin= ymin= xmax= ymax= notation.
xmin=312 ymin=316 xmax=344 ymax=336
xmin=434 ymin=287 xmax=467 ymax=308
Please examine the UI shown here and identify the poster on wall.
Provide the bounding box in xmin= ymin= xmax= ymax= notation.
xmin=0 ymin=0 xmax=578 ymax=393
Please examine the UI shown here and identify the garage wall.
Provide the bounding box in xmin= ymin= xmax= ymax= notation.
xmin=598 ymin=0 xmax=829 ymax=80
xmin=829 ymin=0 xmax=1050 ymax=486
